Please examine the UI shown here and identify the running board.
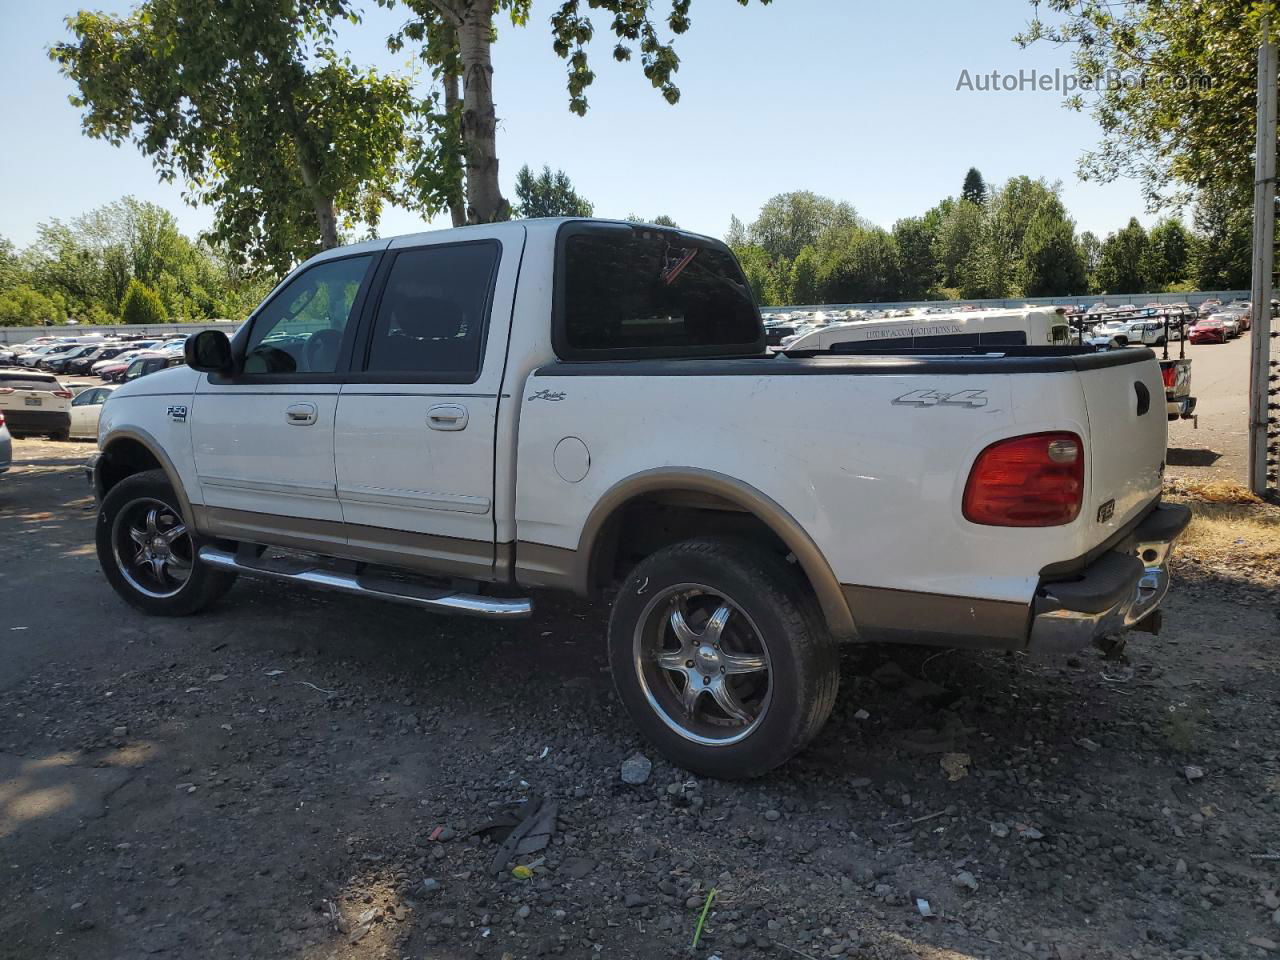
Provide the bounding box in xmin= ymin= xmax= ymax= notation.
xmin=197 ymin=546 xmax=533 ymax=620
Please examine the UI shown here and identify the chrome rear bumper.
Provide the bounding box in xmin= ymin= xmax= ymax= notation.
xmin=1028 ymin=503 xmax=1191 ymax=654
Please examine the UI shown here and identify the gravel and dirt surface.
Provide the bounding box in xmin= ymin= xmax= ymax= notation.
xmin=1165 ymin=330 xmax=1261 ymax=483
xmin=2 ymin=434 xmax=1279 ymax=960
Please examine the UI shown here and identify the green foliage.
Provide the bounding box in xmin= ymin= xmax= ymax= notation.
xmin=120 ymin=278 xmax=168 ymax=324
xmin=52 ymin=0 xmax=420 ymax=272
xmin=788 ymin=247 xmax=821 ymax=304
xmin=1144 ymin=217 xmax=1192 ymax=290
xmin=961 ymin=167 xmax=987 ymax=205
xmin=650 ymin=215 xmax=680 ymax=228
xmin=1096 ymin=218 xmax=1150 ymax=294
xmin=1077 ymin=231 xmax=1103 ymax=292
xmin=814 ymin=226 xmax=901 ymax=303
xmin=515 ymin=165 xmax=594 ymax=218
xmin=1190 ymin=186 xmax=1252 ymax=291
xmin=745 ymin=192 xmax=862 ymax=262
xmin=1021 ymin=207 xmax=1087 ymax=297
xmin=0 ymin=284 xmax=66 ymax=326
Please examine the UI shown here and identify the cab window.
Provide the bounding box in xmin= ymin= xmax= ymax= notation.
xmin=243 ymin=255 xmax=373 ymax=375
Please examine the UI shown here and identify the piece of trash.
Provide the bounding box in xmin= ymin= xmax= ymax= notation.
xmin=207 ymin=673 xmax=228 ymax=682
xmin=853 ymin=708 xmax=870 ymax=720
xmin=511 ymin=864 xmax=533 ymax=880
xmin=323 ymin=899 xmax=344 ymax=933
xmin=10 ymin=626 xmax=27 ymax=631
xmin=295 ymin=680 xmax=336 ymax=696
xmin=690 ymin=888 xmax=717 ymax=949
xmin=1183 ymin=764 xmax=1205 ymax=783
xmin=916 ymin=897 xmax=934 ymax=918
xmin=219 ymin=724 xmax=232 ymax=731
xmin=487 ymin=795 xmax=559 ymax=875
xmin=539 ymin=746 xmax=549 ymax=759
xmin=990 ymin=822 xmax=1010 ymax=838
xmin=1100 ymin=667 xmax=1134 ymax=683
xmin=952 ymin=870 xmax=979 ymax=892
xmin=1016 ymin=824 xmax=1044 ymax=840
xmin=940 ymin=752 xmax=970 ymax=781
xmin=1078 ymin=738 xmax=1101 ymax=752
xmin=263 ymin=669 xmax=285 ymax=677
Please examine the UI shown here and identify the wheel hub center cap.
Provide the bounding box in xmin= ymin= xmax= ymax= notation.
xmin=695 ymin=644 xmax=720 ymax=674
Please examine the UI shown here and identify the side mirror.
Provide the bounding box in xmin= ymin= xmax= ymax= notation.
xmin=185 ymin=330 xmax=233 ymax=373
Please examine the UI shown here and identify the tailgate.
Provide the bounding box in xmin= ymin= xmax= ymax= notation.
xmin=1078 ymin=353 xmax=1167 ymax=533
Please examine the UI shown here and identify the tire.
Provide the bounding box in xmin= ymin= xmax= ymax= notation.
xmin=49 ymin=429 xmax=70 ymax=442
xmin=607 ymin=538 xmax=840 ymax=779
xmin=96 ymin=469 xmax=236 ymax=616
xmin=1155 ymin=337 xmax=1166 ymax=347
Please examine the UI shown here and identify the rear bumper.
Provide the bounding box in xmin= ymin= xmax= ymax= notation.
xmin=1166 ymin=396 xmax=1197 ymax=421
xmin=3 ymin=409 xmax=70 ymax=435
xmin=1028 ymin=503 xmax=1191 ymax=654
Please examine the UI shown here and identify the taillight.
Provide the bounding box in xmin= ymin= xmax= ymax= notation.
xmin=0 ymin=387 xmax=13 ymax=395
xmin=53 ymin=389 xmax=73 ymax=400
xmin=0 ymin=412 xmax=5 ymax=426
xmin=963 ymin=431 xmax=1084 ymax=527
xmin=1161 ymin=365 xmax=1177 ymax=389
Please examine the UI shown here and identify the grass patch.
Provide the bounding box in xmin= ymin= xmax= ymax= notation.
xmin=1165 ymin=481 xmax=1280 ymax=582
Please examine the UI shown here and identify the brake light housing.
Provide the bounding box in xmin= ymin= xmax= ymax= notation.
xmin=963 ymin=431 xmax=1085 ymax=527
xmin=1160 ymin=365 xmax=1177 ymax=389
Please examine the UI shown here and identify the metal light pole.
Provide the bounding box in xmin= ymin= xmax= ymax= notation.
xmin=1249 ymin=16 xmax=1278 ymax=496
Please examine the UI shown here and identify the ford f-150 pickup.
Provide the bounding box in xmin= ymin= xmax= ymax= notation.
xmin=86 ymin=218 xmax=1189 ymax=778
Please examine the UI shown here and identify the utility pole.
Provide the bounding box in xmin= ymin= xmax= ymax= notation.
xmin=1249 ymin=16 xmax=1278 ymax=496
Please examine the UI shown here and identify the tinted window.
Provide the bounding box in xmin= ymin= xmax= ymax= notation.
xmin=72 ymin=388 xmax=102 ymax=406
xmin=244 ymin=255 xmax=373 ymax=374
xmin=364 ymin=243 xmax=499 ymax=378
xmin=558 ymin=227 xmax=761 ymax=358
xmin=979 ymin=330 xmax=1027 ymax=346
xmin=0 ymin=374 xmax=60 ymax=392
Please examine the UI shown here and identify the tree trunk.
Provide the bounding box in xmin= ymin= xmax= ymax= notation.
xmin=457 ymin=0 xmax=508 ymax=223
xmin=296 ymin=140 xmax=340 ymax=249
xmin=443 ymin=71 xmax=466 ymax=228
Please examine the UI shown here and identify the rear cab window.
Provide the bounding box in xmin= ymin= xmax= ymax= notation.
xmin=554 ymin=222 xmax=764 ymax=360
xmin=0 ymin=374 xmax=62 ymax=392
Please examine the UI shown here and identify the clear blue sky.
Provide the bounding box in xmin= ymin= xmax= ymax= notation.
xmin=0 ymin=0 xmax=1156 ymax=249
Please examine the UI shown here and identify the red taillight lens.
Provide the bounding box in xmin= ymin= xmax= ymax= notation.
xmin=0 ymin=412 xmax=5 ymax=426
xmin=1161 ymin=365 xmax=1177 ymax=388
xmin=53 ymin=390 xmax=73 ymax=399
xmin=963 ymin=431 xmax=1084 ymax=527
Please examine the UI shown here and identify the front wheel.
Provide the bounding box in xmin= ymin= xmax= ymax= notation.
xmin=607 ymin=538 xmax=840 ymax=779
xmin=96 ymin=469 xmax=236 ymax=616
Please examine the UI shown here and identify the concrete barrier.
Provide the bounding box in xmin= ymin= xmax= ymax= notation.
xmin=0 ymin=320 xmax=238 ymax=347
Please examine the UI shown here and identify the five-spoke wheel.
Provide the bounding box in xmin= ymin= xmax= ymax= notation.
xmin=112 ymin=498 xmax=193 ymax=598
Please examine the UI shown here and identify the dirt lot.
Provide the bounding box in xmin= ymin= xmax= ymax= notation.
xmin=2 ymin=439 xmax=1279 ymax=960
xmin=1165 ymin=331 xmax=1261 ymax=483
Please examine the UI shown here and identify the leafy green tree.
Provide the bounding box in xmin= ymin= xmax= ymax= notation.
xmin=725 ymin=215 xmax=748 ymax=249
xmin=0 ymin=285 xmax=66 ymax=326
xmin=1096 ymin=218 xmax=1150 ymax=294
xmin=1190 ymin=186 xmax=1252 ymax=290
xmin=747 ymin=192 xmax=861 ymax=262
xmin=816 ymin=227 xmax=901 ymax=303
xmin=933 ymin=198 xmax=985 ymax=292
xmin=120 ymin=277 xmax=168 ymax=324
xmin=650 ymin=215 xmax=680 ymax=228
xmin=961 ymin=167 xmax=987 ymax=205
xmin=789 ymin=247 xmax=821 ymax=304
xmin=891 ymin=217 xmax=939 ymax=299
xmin=1077 ymin=230 xmax=1102 ymax=292
xmin=386 ymin=0 xmax=773 ymax=225
xmin=52 ymin=0 xmax=419 ymax=271
xmin=514 ymin=165 xmax=593 ymax=218
xmin=1144 ymin=217 xmax=1192 ymax=290
xmin=1020 ymin=206 xmax=1087 ymax=296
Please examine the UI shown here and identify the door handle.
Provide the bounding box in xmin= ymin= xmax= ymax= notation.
xmin=427 ymin=403 xmax=469 ymax=431
xmin=285 ymin=402 xmax=318 ymax=426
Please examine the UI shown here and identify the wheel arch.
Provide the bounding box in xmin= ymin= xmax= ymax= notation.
xmin=576 ymin=468 xmax=856 ymax=639
xmin=96 ymin=427 xmax=195 ymax=529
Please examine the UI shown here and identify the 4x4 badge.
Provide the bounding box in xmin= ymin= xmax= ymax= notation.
xmin=892 ymin=389 xmax=988 ymax=408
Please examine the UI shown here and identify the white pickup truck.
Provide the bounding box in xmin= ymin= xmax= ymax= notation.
xmin=87 ymin=218 xmax=1189 ymax=778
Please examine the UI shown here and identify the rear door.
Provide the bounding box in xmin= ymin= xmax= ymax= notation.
xmin=192 ymin=252 xmax=379 ymax=540
xmin=333 ymin=228 xmax=522 ymax=580
xmin=0 ymin=373 xmax=72 ymax=435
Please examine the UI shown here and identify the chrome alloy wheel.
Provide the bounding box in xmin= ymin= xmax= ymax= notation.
xmin=632 ymin=583 xmax=772 ymax=746
xmin=111 ymin=497 xmax=194 ymax=599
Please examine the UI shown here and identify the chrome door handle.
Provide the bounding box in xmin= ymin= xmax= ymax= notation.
xmin=285 ymin=402 xmax=318 ymax=426
xmin=427 ymin=403 xmax=468 ymax=431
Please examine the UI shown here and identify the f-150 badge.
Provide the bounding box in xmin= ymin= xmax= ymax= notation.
xmin=167 ymin=404 xmax=188 ymax=422
xmin=892 ymin=389 xmax=988 ymax=408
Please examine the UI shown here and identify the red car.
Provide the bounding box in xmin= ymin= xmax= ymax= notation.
xmin=1189 ymin=318 xmax=1226 ymax=344
xmin=97 ymin=351 xmax=163 ymax=382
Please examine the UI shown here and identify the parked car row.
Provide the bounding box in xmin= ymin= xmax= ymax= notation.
xmin=0 ymin=335 xmax=190 ymax=383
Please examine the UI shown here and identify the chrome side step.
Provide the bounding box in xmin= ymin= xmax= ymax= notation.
xmin=197 ymin=546 xmax=533 ymax=620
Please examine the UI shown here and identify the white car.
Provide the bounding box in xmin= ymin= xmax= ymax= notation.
xmin=0 ymin=370 xmax=73 ymax=439
xmin=1211 ymin=313 xmax=1242 ymax=338
xmin=86 ymin=218 xmax=1190 ymax=778
xmin=68 ymin=384 xmax=117 ymax=440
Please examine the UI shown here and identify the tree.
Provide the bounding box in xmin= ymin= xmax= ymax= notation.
xmin=747 ymin=191 xmax=861 ymax=262
xmin=789 ymin=247 xmax=821 ymax=304
xmin=388 ymin=0 xmax=773 ymax=225
xmin=1077 ymin=230 xmax=1102 ymax=291
xmin=1020 ymin=206 xmax=1087 ymax=296
xmin=961 ymin=167 xmax=987 ymax=205
xmin=120 ymin=278 xmax=168 ymax=324
xmin=816 ymin=226 xmax=901 ymax=303
xmin=650 ymin=215 xmax=680 ymax=228
xmin=52 ymin=0 xmax=420 ymax=271
xmin=1096 ymin=218 xmax=1149 ymax=294
xmin=892 ymin=216 xmax=939 ymax=299
xmin=514 ymin=165 xmax=593 ymax=218
xmin=1144 ymin=217 xmax=1192 ymax=289
xmin=1017 ymin=1 xmax=1261 ymax=209
xmin=933 ymin=198 xmax=985 ymax=292
xmin=1190 ymin=186 xmax=1252 ymax=290
xmin=0 ymin=285 xmax=66 ymax=326
xmin=725 ymin=215 xmax=748 ymax=249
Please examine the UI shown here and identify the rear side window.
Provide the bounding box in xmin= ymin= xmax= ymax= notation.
xmin=363 ymin=241 xmax=499 ymax=380
xmin=555 ymin=224 xmax=763 ymax=360
xmin=0 ymin=374 xmax=60 ymax=392
xmin=979 ymin=330 xmax=1027 ymax=346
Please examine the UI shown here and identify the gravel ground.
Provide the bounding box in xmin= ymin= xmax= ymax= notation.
xmin=1 ymin=440 xmax=1279 ymax=960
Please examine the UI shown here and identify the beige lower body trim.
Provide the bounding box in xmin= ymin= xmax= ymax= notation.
xmin=841 ymin=584 xmax=1030 ymax=650
xmin=513 ymin=541 xmax=578 ymax=591
xmin=194 ymin=505 xmax=496 ymax=582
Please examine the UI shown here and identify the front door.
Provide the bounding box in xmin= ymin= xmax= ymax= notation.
xmin=192 ymin=252 xmax=378 ymax=546
xmin=334 ymin=231 xmax=521 ymax=581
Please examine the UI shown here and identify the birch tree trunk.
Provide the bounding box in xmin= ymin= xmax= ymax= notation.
xmin=456 ymin=0 xmax=509 ymax=223
xmin=443 ymin=71 xmax=467 ymax=228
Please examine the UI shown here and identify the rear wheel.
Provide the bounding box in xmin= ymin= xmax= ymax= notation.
xmin=96 ymin=469 xmax=236 ymax=616
xmin=608 ymin=538 xmax=839 ymax=779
